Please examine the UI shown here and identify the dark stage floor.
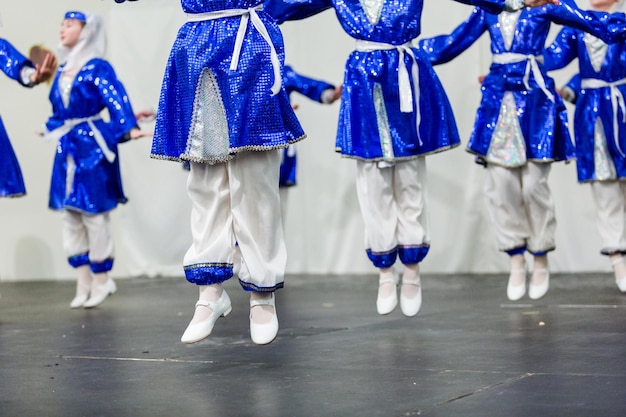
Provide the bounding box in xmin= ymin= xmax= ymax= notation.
xmin=1 ymin=272 xmax=625 ymax=417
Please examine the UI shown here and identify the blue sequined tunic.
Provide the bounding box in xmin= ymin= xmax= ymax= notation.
xmin=545 ymin=11 xmax=626 ymax=183
xmin=152 ymin=0 xmax=305 ymax=165
xmin=45 ymin=59 xmax=137 ymax=214
xmin=265 ymin=0 xmax=511 ymax=162
xmin=419 ymin=0 xmax=626 ymax=166
xmin=0 ymin=39 xmax=32 ymax=198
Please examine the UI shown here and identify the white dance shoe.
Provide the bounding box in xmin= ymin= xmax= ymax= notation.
xmin=83 ymin=278 xmax=117 ymax=308
xmin=70 ymin=293 xmax=89 ymax=309
xmin=376 ymin=274 xmax=398 ymax=315
xmin=250 ymin=293 xmax=279 ymax=345
xmin=612 ymin=257 xmax=626 ymax=293
xmin=507 ymin=268 xmax=527 ymax=301
xmin=528 ymin=269 xmax=550 ymax=300
xmin=400 ymin=277 xmax=422 ymax=317
xmin=181 ymin=290 xmax=232 ymax=344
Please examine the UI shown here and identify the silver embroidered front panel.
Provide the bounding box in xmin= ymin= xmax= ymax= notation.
xmin=498 ymin=10 xmax=521 ymax=51
xmin=60 ymin=74 xmax=73 ymax=108
xmin=584 ymin=33 xmax=608 ymax=73
xmin=487 ymin=92 xmax=527 ymax=167
xmin=372 ymin=83 xmax=394 ymax=161
xmin=359 ymin=0 xmax=384 ymax=26
xmin=185 ymin=68 xmax=230 ymax=163
xmin=593 ymin=118 xmax=617 ymax=180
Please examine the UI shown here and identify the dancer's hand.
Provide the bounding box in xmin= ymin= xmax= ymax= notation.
xmin=129 ymin=128 xmax=153 ymax=140
xmin=30 ymin=52 xmax=57 ymax=85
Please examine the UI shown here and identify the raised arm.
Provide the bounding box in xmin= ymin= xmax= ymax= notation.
xmin=543 ymin=25 xmax=579 ymax=72
xmin=455 ymin=0 xmax=560 ymax=14
xmin=547 ymin=0 xmax=626 ymax=44
xmin=419 ymin=8 xmax=489 ymax=65
xmin=263 ymin=0 xmax=334 ymax=24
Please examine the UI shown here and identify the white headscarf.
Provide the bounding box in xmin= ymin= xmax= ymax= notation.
xmin=57 ymin=12 xmax=106 ymax=74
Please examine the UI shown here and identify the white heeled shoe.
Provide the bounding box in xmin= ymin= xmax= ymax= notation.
xmin=181 ymin=290 xmax=232 ymax=344
xmin=400 ymin=277 xmax=422 ymax=317
xmin=507 ymin=268 xmax=527 ymax=301
xmin=70 ymin=293 xmax=89 ymax=309
xmin=528 ymin=269 xmax=550 ymax=300
xmin=376 ymin=273 xmax=398 ymax=315
xmin=611 ymin=257 xmax=626 ymax=293
xmin=83 ymin=278 xmax=117 ymax=308
xmin=250 ymin=293 xmax=279 ymax=345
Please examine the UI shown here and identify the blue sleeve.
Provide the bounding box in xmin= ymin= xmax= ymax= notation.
xmin=95 ymin=60 xmax=138 ymax=143
xmin=283 ymin=65 xmax=335 ymax=102
xmin=418 ymin=8 xmax=489 ymax=65
xmin=264 ymin=0 xmax=334 ymax=24
xmin=543 ymin=26 xmax=579 ymax=71
xmin=547 ymin=0 xmax=626 ymax=44
xmin=0 ymin=38 xmax=34 ymax=85
xmin=454 ymin=0 xmax=504 ymax=15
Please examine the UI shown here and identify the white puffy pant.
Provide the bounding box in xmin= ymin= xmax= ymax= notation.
xmin=62 ymin=209 xmax=114 ymax=272
xmin=590 ymin=180 xmax=626 ymax=255
xmin=184 ymin=150 xmax=286 ymax=292
xmin=484 ymin=162 xmax=556 ymax=254
xmin=356 ymin=158 xmax=430 ymax=268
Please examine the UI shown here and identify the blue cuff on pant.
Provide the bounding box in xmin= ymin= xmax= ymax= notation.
xmin=398 ymin=245 xmax=430 ymax=265
xmin=184 ymin=263 xmax=234 ymax=285
xmin=366 ymin=248 xmax=398 ymax=269
xmin=91 ymin=258 xmax=114 ymax=273
xmin=68 ymin=252 xmax=90 ymax=268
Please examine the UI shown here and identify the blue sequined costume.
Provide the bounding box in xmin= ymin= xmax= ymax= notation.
xmin=265 ymin=1 xmax=517 ymax=163
xmin=545 ymin=13 xmax=626 ymax=183
xmin=0 ymin=39 xmax=33 ymax=198
xmin=45 ymin=59 xmax=137 ymax=213
xmin=280 ymin=65 xmax=335 ymax=187
xmin=419 ymin=0 xmax=626 ymax=166
xmin=152 ymin=0 xmax=305 ymax=165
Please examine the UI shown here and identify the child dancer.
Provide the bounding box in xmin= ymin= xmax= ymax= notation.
xmin=544 ymin=0 xmax=626 ymax=293
xmin=151 ymin=0 xmax=306 ymax=345
xmin=418 ymin=0 xmax=626 ymax=301
xmin=265 ymin=0 xmax=561 ymax=317
xmin=1 ymin=39 xmax=56 ymax=198
xmin=43 ymin=11 xmax=148 ymax=309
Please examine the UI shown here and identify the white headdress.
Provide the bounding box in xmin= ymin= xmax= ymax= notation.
xmin=57 ymin=12 xmax=106 ymax=74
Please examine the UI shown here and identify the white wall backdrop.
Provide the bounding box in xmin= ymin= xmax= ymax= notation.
xmin=0 ymin=0 xmax=605 ymax=282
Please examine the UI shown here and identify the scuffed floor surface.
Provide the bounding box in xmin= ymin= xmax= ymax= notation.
xmin=1 ymin=273 xmax=625 ymax=417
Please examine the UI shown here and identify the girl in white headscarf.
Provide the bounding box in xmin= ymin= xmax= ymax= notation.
xmin=43 ymin=11 xmax=150 ymax=309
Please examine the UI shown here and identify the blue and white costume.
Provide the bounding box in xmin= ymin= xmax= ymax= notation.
xmin=45 ymin=12 xmax=137 ymax=274
xmin=419 ymin=0 xmax=626 ymax=256
xmin=265 ymin=0 xmax=519 ymax=269
xmin=0 ymin=39 xmax=36 ymax=198
xmin=545 ymin=9 xmax=626 ymax=256
xmin=153 ymin=0 xmax=305 ymax=291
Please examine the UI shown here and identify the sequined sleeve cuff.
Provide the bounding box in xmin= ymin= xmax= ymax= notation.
xmin=19 ymin=66 xmax=36 ymax=87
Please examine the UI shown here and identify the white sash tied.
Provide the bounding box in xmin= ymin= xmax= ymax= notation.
xmin=492 ymin=53 xmax=555 ymax=102
xmin=581 ymin=77 xmax=626 ymax=157
xmin=355 ymin=39 xmax=422 ymax=145
xmin=43 ymin=116 xmax=116 ymax=163
xmin=188 ymin=8 xmax=282 ymax=96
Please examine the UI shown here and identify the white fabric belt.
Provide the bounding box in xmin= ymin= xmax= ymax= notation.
xmin=355 ymin=39 xmax=422 ymax=146
xmin=492 ymin=53 xmax=554 ymax=102
xmin=44 ymin=116 xmax=116 ymax=163
xmin=581 ymin=77 xmax=626 ymax=157
xmin=188 ymin=8 xmax=281 ymax=96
